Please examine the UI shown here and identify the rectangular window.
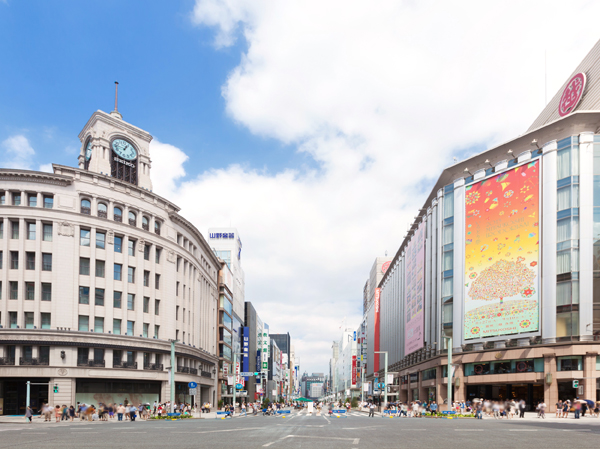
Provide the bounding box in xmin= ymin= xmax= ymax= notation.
xmin=155 ymin=274 xmax=160 ymax=289
xmin=41 ymin=283 xmax=51 ymax=301
xmin=176 ymin=305 xmax=179 ymax=320
xmin=443 ymin=250 xmax=453 ymax=271
xmin=114 ymin=236 xmax=122 ymax=253
xmin=77 ymin=347 xmax=89 ymax=365
xmin=143 ymin=323 xmax=149 ymax=338
xmin=27 ymin=222 xmax=35 ymax=240
xmin=114 ymin=263 xmax=122 ymax=281
xmin=78 ymin=315 xmax=89 ymax=331
xmin=0 ymin=221 xmax=3 ymax=239
xmin=155 ymin=299 xmax=160 ymax=316
xmin=80 ymin=229 xmax=90 ymax=246
xmin=11 ymin=221 xmax=19 ymax=239
xmin=127 ymin=320 xmax=134 ymax=336
xmin=42 ymin=223 xmax=52 ymax=242
xmin=24 ymin=312 xmax=34 ymax=329
xmin=143 ymin=270 xmax=150 ymax=287
xmin=41 ymin=313 xmax=51 ymax=329
xmin=557 ymin=355 xmax=583 ymax=371
xmin=28 ymin=194 xmax=37 ymax=207
xmin=443 ymin=224 xmax=454 ymax=245
xmin=94 ymin=317 xmax=104 ymax=333
xmin=113 ymin=291 xmax=122 ymax=308
xmin=154 ymin=325 xmax=159 ymax=339
xmin=10 ymin=251 xmax=18 ymax=269
xmin=93 ymin=348 xmax=104 ymax=363
xmin=25 ymin=282 xmax=34 ymax=300
xmin=113 ymin=349 xmax=122 ymax=366
xmin=557 ymin=217 xmax=579 ymax=242
xmin=13 ymin=193 xmax=21 ymax=206
xmin=155 ymin=248 xmax=161 ymax=264
xmin=95 ymin=288 xmax=104 ymax=306
xmin=79 ymin=257 xmax=90 ymax=275
xmin=96 ymin=232 xmax=105 ymax=249
xmin=128 ymin=267 xmax=135 ymax=283
xmin=556 ymin=312 xmax=579 ymax=338
xmin=127 ymin=293 xmax=135 ymax=310
xmin=557 ymin=147 xmax=572 ymax=180
xmin=176 ymin=282 xmax=179 ymax=296
xmin=0 ymin=193 xmax=3 ymax=205
xmin=0 ymin=250 xmax=2 ymax=269
xmin=79 ymin=286 xmax=90 ymax=304
xmin=96 ymin=260 xmax=105 ymax=278
xmin=42 ymin=253 xmax=52 ymax=271
xmin=144 ymin=244 xmax=150 ymax=260
xmin=9 ymin=281 xmax=18 ymax=299
xmin=9 ymin=312 xmax=17 ymax=328
xmin=43 ymin=195 xmax=53 ymax=209
xmin=128 ymin=239 xmax=135 ymax=256
xmin=143 ymin=296 xmax=149 ymax=313
xmin=113 ymin=319 xmax=122 ymax=335
xmin=442 ymin=277 xmax=453 ymax=298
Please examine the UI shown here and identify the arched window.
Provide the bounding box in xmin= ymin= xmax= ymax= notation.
xmin=98 ymin=203 xmax=107 ymax=219
xmin=129 ymin=211 xmax=137 ymax=226
xmin=154 ymin=221 xmax=161 ymax=236
xmin=114 ymin=207 xmax=122 ymax=223
xmin=81 ymin=199 xmax=91 ymax=215
xmin=142 ymin=216 xmax=149 ymax=231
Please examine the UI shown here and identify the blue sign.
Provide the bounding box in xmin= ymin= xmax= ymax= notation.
xmin=236 ymin=383 xmax=243 ymax=390
xmin=242 ymin=327 xmax=250 ymax=378
xmin=378 ymin=383 xmax=385 ymax=389
xmin=188 ymin=382 xmax=197 ymax=389
xmin=353 ymin=331 xmax=356 ymax=341
xmin=209 ymin=232 xmax=235 ymax=239
xmin=441 ymin=411 xmax=456 ymax=415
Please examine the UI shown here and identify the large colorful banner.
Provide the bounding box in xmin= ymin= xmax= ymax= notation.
xmin=464 ymin=160 xmax=540 ymax=340
xmin=374 ymin=288 xmax=380 ymax=374
xmin=404 ymin=221 xmax=425 ymax=355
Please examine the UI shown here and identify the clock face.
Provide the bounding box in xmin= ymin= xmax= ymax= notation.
xmin=112 ymin=139 xmax=137 ymax=161
xmin=85 ymin=140 xmax=92 ymax=161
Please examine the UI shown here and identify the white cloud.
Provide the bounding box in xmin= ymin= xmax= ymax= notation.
xmin=149 ymin=139 xmax=189 ymax=197
xmin=181 ymin=0 xmax=600 ymax=373
xmin=39 ymin=163 xmax=53 ymax=173
xmin=1 ymin=135 xmax=36 ymax=170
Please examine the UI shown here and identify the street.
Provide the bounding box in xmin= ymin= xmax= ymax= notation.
xmin=1 ymin=409 xmax=600 ymax=448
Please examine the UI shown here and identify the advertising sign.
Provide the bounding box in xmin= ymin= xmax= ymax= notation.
xmin=558 ymin=73 xmax=586 ymax=117
xmin=464 ymin=160 xmax=540 ymax=340
xmin=405 ymin=221 xmax=425 ymax=355
xmin=374 ymin=288 xmax=381 ymax=373
xmin=351 ymin=355 xmax=357 ymax=387
xmin=242 ymin=327 xmax=250 ymax=378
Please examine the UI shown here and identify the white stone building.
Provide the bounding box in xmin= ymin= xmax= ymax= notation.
xmin=0 ymin=107 xmax=220 ymax=414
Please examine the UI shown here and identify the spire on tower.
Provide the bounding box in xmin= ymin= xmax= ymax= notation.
xmin=110 ymin=81 xmax=123 ymax=119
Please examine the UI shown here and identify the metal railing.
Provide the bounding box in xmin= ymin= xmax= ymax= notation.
xmin=177 ymin=365 xmax=190 ymax=373
xmin=142 ymin=223 xmax=149 ymax=231
xmin=190 ymin=368 xmax=198 ymax=375
xmin=114 ymin=215 xmax=122 ymax=223
xmin=114 ymin=361 xmax=137 ymax=369
xmin=0 ymin=358 xmax=15 ymax=365
xmin=19 ymin=357 xmax=49 ymax=366
xmin=98 ymin=210 xmax=107 ymax=219
xmin=129 ymin=218 xmax=136 ymax=226
xmin=143 ymin=363 xmax=164 ymax=371
xmin=87 ymin=360 xmax=106 ymax=367
xmin=201 ymin=370 xmax=212 ymax=378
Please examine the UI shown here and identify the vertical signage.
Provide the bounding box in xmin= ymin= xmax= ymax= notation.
xmin=351 ymin=355 xmax=357 ymax=387
xmin=242 ymin=327 xmax=250 ymax=378
xmin=374 ymin=287 xmax=381 ymax=374
xmin=464 ymin=161 xmax=540 ymax=339
xmin=405 ymin=221 xmax=425 ymax=355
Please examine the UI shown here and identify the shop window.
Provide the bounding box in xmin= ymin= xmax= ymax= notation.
xmin=557 ymin=356 xmax=582 ymax=371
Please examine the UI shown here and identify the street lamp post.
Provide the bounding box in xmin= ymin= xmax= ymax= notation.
xmin=361 ymin=366 xmax=365 ymax=403
xmin=443 ymin=336 xmax=453 ymax=413
xmin=168 ymin=339 xmax=179 ymax=414
xmin=374 ymin=351 xmax=388 ymax=408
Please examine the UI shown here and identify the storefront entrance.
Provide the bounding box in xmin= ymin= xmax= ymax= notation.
xmin=0 ymin=378 xmax=49 ymax=415
xmin=466 ymin=383 xmax=543 ymax=410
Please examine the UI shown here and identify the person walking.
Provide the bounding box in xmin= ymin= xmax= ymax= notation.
xmin=574 ymin=400 xmax=581 ymax=419
xmin=117 ymin=403 xmax=125 ymax=421
xmin=538 ymin=401 xmax=546 ymax=419
xmin=69 ymin=405 xmax=76 ymax=422
xmin=25 ymin=406 xmax=33 ymax=423
xmin=368 ymin=402 xmax=375 ymax=417
xmin=519 ymin=400 xmax=526 ymax=418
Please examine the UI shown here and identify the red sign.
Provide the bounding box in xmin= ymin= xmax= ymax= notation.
xmin=351 ymin=355 xmax=357 ymax=386
xmin=559 ymin=73 xmax=586 ymax=117
xmin=374 ymin=288 xmax=381 ymax=374
xmin=381 ymin=261 xmax=390 ymax=274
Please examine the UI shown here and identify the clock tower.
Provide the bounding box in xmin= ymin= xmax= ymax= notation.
xmin=77 ymin=102 xmax=153 ymax=191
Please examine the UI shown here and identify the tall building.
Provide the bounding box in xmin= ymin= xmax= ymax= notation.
xmin=216 ymin=261 xmax=234 ymax=405
xmin=0 ymin=106 xmax=219 ymax=414
xmin=369 ymin=38 xmax=600 ymax=410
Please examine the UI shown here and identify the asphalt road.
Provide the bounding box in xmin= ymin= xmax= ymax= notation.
xmin=1 ymin=409 xmax=599 ymax=448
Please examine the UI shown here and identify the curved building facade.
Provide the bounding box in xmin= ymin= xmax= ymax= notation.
xmin=0 ymin=109 xmax=220 ymax=414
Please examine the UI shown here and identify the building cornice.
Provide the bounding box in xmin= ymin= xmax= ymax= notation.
xmin=169 ymin=212 xmax=221 ymax=268
xmin=0 ymin=169 xmax=73 ymax=187
xmin=78 ymin=110 xmax=152 ymax=143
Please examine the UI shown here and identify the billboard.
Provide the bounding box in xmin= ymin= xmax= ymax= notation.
xmin=464 ymin=160 xmax=540 ymax=340
xmin=404 ymin=221 xmax=425 ymax=355
xmin=374 ymin=288 xmax=380 ymax=373
xmin=242 ymin=327 xmax=249 ymax=379
xmin=351 ymin=355 xmax=357 ymax=387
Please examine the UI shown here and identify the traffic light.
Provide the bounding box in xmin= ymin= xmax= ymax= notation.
xmin=53 ymin=385 xmax=59 ymax=393
xmin=573 ymin=380 xmax=579 ymax=388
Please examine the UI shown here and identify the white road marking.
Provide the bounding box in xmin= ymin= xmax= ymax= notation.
xmin=509 ymin=429 xmax=537 ymax=431
xmin=173 ymin=427 xmax=264 ymax=435
xmin=455 ymin=429 xmax=483 ymax=431
xmin=353 ymin=439 xmax=360 ymax=444
xmin=563 ymin=429 xmax=591 ymax=431
xmin=283 ymin=435 xmax=361 ymax=442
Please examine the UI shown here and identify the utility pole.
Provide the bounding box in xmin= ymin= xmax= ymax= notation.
xmin=443 ymin=336 xmax=453 ymax=413
xmin=374 ymin=351 xmax=388 ymax=408
xmin=169 ymin=339 xmax=179 ymax=413
xmin=360 ymin=366 xmax=365 ymax=403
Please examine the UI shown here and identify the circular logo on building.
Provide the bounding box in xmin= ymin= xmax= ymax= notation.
xmin=57 ymin=368 xmax=68 ymax=376
xmin=381 ymin=261 xmax=391 ymax=274
xmin=558 ymin=73 xmax=586 ymax=117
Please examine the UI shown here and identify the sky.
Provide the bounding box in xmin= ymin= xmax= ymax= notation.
xmin=2 ymin=0 xmax=600 ymax=374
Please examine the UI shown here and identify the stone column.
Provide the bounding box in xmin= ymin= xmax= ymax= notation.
xmin=542 ymin=140 xmax=558 ymax=343
xmin=453 ymin=363 xmax=465 ymax=402
xmin=543 ymin=353 xmax=558 ymax=412
xmin=583 ymin=352 xmax=597 ymax=400
xmin=579 ymin=132 xmax=594 ymax=340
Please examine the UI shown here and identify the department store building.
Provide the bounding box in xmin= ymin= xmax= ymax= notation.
xmin=369 ymin=39 xmax=600 ymax=411
xmin=0 ymin=106 xmax=220 ymax=414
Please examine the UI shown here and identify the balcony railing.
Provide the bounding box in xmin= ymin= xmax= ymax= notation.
xmin=0 ymin=358 xmax=15 ymax=366
xmin=190 ymin=368 xmax=198 ymax=375
xmin=177 ymin=366 xmax=190 ymax=373
xmin=77 ymin=359 xmax=90 ymax=366
xmin=142 ymin=223 xmax=149 ymax=231
xmin=98 ymin=210 xmax=107 ymax=219
xmin=114 ymin=361 xmax=137 ymax=369
xmin=19 ymin=357 xmax=49 ymax=366
xmin=81 ymin=206 xmax=91 ymax=215
xmin=143 ymin=363 xmax=164 ymax=371
xmin=114 ymin=215 xmax=122 ymax=223
xmin=154 ymin=228 xmax=160 ymax=236
xmin=129 ymin=218 xmax=136 ymax=226
xmin=87 ymin=360 xmax=106 ymax=368
xmin=201 ymin=370 xmax=212 ymax=378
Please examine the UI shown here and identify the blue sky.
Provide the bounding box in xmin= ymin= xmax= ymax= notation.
xmin=0 ymin=0 xmax=305 ymax=175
